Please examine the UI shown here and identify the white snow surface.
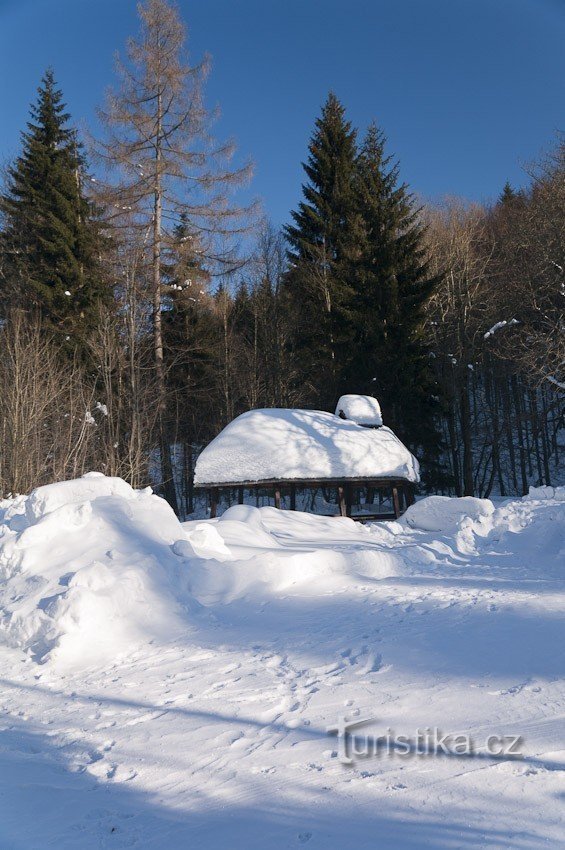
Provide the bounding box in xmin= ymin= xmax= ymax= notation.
xmin=402 ymin=493 xmax=496 ymax=532
xmin=0 ymin=474 xmax=564 ymax=848
xmin=335 ymin=393 xmax=383 ymax=426
xmin=194 ymin=407 xmax=419 ymax=485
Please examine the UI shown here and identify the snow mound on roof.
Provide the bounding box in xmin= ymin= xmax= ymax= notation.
xmin=402 ymin=495 xmax=495 ymax=533
xmin=0 ymin=474 xmax=230 ymax=669
xmin=194 ymin=408 xmax=419 ymax=485
xmin=335 ymin=394 xmax=383 ymax=426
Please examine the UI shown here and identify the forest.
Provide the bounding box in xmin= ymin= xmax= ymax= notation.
xmin=0 ymin=0 xmax=563 ymax=515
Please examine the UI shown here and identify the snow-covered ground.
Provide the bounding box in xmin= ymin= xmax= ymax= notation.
xmin=0 ymin=474 xmax=564 ymax=848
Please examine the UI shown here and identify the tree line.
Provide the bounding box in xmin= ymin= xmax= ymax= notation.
xmin=0 ymin=0 xmax=563 ymax=511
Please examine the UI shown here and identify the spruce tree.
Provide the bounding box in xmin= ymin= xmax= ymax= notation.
xmin=351 ymin=123 xmax=442 ymax=471
xmin=284 ymin=93 xmax=363 ymax=406
xmin=0 ymin=69 xmax=105 ymax=340
xmin=499 ymin=181 xmax=517 ymax=205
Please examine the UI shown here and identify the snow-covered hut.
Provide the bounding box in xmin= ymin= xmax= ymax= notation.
xmin=194 ymin=397 xmax=419 ymax=520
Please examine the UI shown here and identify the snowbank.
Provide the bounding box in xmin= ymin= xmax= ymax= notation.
xmin=24 ymin=471 xmax=137 ymax=522
xmin=402 ymin=494 xmax=495 ymax=532
xmin=1 ymin=474 xmax=565 ymax=848
xmin=525 ymin=484 xmax=565 ymax=502
xmin=185 ymin=506 xmax=405 ymax=604
xmin=194 ymin=408 xmax=419 ymax=485
xmin=0 ymin=474 xmax=209 ymax=669
xmin=0 ymin=475 xmax=406 ymax=670
xmin=3 ymin=472 xmax=563 ymax=677
xmin=335 ymin=394 xmax=383 ymax=426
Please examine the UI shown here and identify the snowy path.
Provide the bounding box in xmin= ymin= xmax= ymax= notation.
xmin=0 ymin=483 xmax=564 ymax=847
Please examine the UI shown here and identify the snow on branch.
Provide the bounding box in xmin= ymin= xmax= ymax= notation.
xmin=483 ymin=319 xmax=519 ymax=340
xmin=546 ymin=375 xmax=565 ymax=391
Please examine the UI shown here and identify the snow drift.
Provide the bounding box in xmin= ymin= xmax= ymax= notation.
xmin=0 ymin=474 xmax=405 ymax=669
xmin=0 ymin=473 xmax=205 ymax=668
xmin=402 ymin=494 xmax=495 ymax=532
xmin=1 ymin=474 xmax=564 ymax=674
xmin=0 ymin=474 xmax=564 ymax=849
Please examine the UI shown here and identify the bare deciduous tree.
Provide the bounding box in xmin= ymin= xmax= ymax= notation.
xmin=95 ymin=0 xmax=254 ymax=510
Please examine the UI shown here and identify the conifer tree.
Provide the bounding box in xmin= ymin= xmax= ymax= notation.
xmin=284 ymin=93 xmax=363 ymax=406
xmin=499 ymin=181 xmax=517 ymax=205
xmin=352 ymin=123 xmax=442 ymax=469
xmin=0 ymin=69 xmax=105 ymax=340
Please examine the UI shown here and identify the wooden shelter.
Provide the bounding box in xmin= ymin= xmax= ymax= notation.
xmin=194 ymin=398 xmax=419 ymax=521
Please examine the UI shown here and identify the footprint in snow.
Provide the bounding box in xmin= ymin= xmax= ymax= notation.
xmin=298 ymin=832 xmax=312 ymax=843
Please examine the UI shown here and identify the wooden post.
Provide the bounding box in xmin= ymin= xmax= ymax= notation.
xmin=210 ymin=488 xmax=218 ymax=519
xmin=405 ymin=484 xmax=415 ymax=507
xmin=290 ymin=483 xmax=296 ymax=511
xmin=274 ymin=486 xmax=281 ymax=509
xmin=238 ymin=486 xmax=244 ymax=505
xmin=338 ymin=485 xmax=347 ymax=517
xmin=392 ymin=485 xmax=400 ymax=519
xmin=397 ymin=487 xmax=405 ymax=514
xmin=345 ymin=484 xmax=352 ymax=518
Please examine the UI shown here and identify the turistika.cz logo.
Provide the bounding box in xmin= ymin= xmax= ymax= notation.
xmin=326 ymin=716 xmax=524 ymax=765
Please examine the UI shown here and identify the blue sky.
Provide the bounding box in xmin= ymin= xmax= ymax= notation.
xmin=0 ymin=0 xmax=563 ymax=225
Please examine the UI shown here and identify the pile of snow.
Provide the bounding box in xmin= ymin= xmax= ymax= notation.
xmin=0 ymin=473 xmax=223 ymax=669
xmin=185 ymin=506 xmax=405 ymax=605
xmin=0 ymin=474 xmax=406 ymax=670
xmin=24 ymin=473 xmax=135 ymax=522
xmin=2 ymin=474 xmax=562 ymax=677
xmin=335 ymin=394 xmax=383 ymax=427
xmin=488 ymin=489 xmax=565 ymax=571
xmin=525 ymin=484 xmax=565 ymax=502
xmin=194 ymin=408 xmax=419 ymax=485
xmin=402 ymin=494 xmax=495 ymax=532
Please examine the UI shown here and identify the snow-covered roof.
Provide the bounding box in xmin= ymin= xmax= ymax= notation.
xmin=335 ymin=394 xmax=383 ymax=427
xmin=194 ymin=408 xmax=419 ymax=486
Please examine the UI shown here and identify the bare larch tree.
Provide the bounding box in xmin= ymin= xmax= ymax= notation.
xmin=96 ymin=0 xmax=253 ymax=511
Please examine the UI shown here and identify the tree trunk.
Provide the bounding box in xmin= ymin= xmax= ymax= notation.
xmin=153 ymin=87 xmax=178 ymax=514
xmin=460 ymin=372 xmax=474 ymax=496
xmin=511 ymin=374 xmax=528 ymax=495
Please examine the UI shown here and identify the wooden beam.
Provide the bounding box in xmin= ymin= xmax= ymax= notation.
xmin=274 ymin=486 xmax=281 ymax=509
xmin=210 ymin=489 xmax=217 ymax=519
xmin=392 ymin=486 xmax=400 ymax=519
xmin=338 ymin=485 xmax=347 ymax=517
xmin=238 ymin=486 xmax=244 ymax=505
xmin=195 ymin=476 xmax=415 ymax=490
xmin=345 ymin=484 xmax=352 ymax=518
xmin=349 ymin=512 xmax=397 ymax=521
xmin=290 ymin=483 xmax=296 ymax=511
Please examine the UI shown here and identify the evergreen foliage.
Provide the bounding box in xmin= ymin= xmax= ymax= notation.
xmin=284 ymin=93 xmax=364 ymax=406
xmin=352 ymin=123 xmax=442 ymax=464
xmin=0 ymin=69 xmax=106 ymax=341
xmin=285 ymin=100 xmax=443 ymax=474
